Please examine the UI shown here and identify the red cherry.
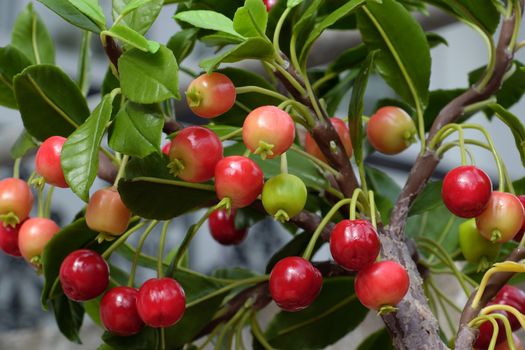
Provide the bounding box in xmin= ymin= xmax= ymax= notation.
xmin=473 ymin=304 xmax=508 ymax=348
xmin=476 ymin=192 xmax=525 ymax=243
xmin=186 ymin=72 xmax=236 ymax=118
xmin=442 ymin=166 xmax=492 ymax=218
xmin=0 ymin=178 xmax=34 ymax=225
xmin=494 ymin=334 xmax=523 ymax=350
xmin=367 ymin=106 xmax=416 ymax=155
xmin=136 ymin=277 xmax=186 ymax=328
xmin=162 ymin=141 xmax=172 ymax=156
xmin=269 ymin=256 xmax=323 ymax=312
xmin=214 ymin=156 xmax=264 ymax=208
xmin=100 ymin=286 xmax=144 ymax=336
xmin=208 ymin=209 xmax=247 ymax=245
xmin=513 ymin=195 xmax=525 ymax=242
xmin=18 ymin=217 xmax=60 ymax=264
xmin=168 ymin=126 xmax=223 ymax=183
xmin=493 ymin=285 xmax=525 ymax=331
xmin=35 ymin=136 xmax=68 ymax=188
xmin=242 ymin=106 xmax=295 ymax=159
xmin=305 ymin=118 xmax=353 ymax=163
xmin=263 ymin=0 xmax=277 ymax=11
xmin=0 ymin=221 xmax=24 ymax=257
xmin=355 ymin=260 xmax=409 ymax=311
xmin=329 ymin=220 xmax=380 ymax=271
xmin=85 ymin=187 xmax=131 ymax=236
xmin=59 ymin=249 xmax=109 ymax=301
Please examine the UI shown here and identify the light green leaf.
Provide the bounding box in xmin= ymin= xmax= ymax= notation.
xmin=10 ymin=131 xmax=37 ymax=159
xmin=68 ymin=0 xmax=106 ymax=29
xmin=112 ymin=0 xmax=163 ymax=35
xmin=11 ymin=3 xmax=55 ymax=65
xmin=166 ymin=28 xmax=199 ymax=63
xmin=200 ymin=32 xmax=244 ymax=47
xmin=108 ymin=102 xmax=164 ymax=158
xmin=357 ymin=0 xmax=431 ymax=108
xmin=200 ymin=37 xmax=274 ymax=73
xmin=0 ymin=45 xmax=32 ymax=109
xmin=119 ymin=45 xmax=180 ymax=103
xmin=425 ymin=0 xmax=499 ymax=34
xmin=61 ymin=92 xmax=117 ymax=201
xmin=233 ymin=0 xmax=268 ymax=38
xmin=288 ymin=0 xmax=304 ymax=8
xmin=38 ymin=0 xmax=102 ymax=33
xmin=174 ymin=10 xmax=244 ymax=39
xmin=103 ymin=25 xmax=160 ymax=53
xmin=14 ymin=65 xmax=90 ymax=141
xmin=488 ymin=104 xmax=525 ymax=167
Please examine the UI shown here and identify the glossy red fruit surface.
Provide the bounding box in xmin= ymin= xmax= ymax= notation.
xmin=242 ymin=106 xmax=295 ymax=159
xmin=136 ymin=277 xmax=186 ymax=328
xmin=60 ymin=249 xmax=109 ymax=301
xmin=85 ymin=187 xmax=131 ymax=236
xmin=476 ymin=192 xmax=525 ymax=243
xmin=0 ymin=221 xmax=23 ymax=257
xmin=493 ymin=285 xmax=525 ymax=331
xmin=263 ymin=0 xmax=277 ymax=11
xmin=18 ymin=218 xmax=60 ymax=263
xmin=0 ymin=178 xmax=34 ymax=224
xmin=330 ymin=220 xmax=380 ymax=271
xmin=473 ymin=304 xmax=508 ymax=349
xmin=214 ymin=156 xmax=264 ymax=208
xmin=493 ymin=334 xmax=523 ymax=350
xmin=367 ymin=106 xmax=416 ymax=155
xmin=186 ymin=72 xmax=236 ymax=118
xmin=161 ymin=141 xmax=172 ymax=156
xmin=35 ymin=136 xmax=68 ymax=188
xmin=305 ymin=117 xmax=353 ymax=163
xmin=169 ymin=126 xmax=223 ymax=183
xmin=442 ymin=166 xmax=492 ymax=218
xmin=269 ymin=256 xmax=323 ymax=312
xmin=208 ymin=209 xmax=247 ymax=245
xmin=100 ymin=286 xmax=144 ymax=336
xmin=355 ymin=260 xmax=409 ymax=310
xmin=513 ymin=195 xmax=525 ymax=242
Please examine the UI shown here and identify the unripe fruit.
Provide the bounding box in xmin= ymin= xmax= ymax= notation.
xmin=59 ymin=249 xmax=109 ymax=301
xmin=100 ymin=286 xmax=144 ymax=336
xmin=458 ymin=219 xmax=500 ymax=270
xmin=512 ymin=195 xmax=525 ymax=242
xmin=442 ymin=166 xmax=492 ymax=218
xmin=367 ymin=106 xmax=416 ymax=154
xmin=242 ymin=106 xmax=295 ymax=159
xmin=85 ymin=187 xmax=131 ymax=236
xmin=208 ymin=209 xmax=247 ymax=245
xmin=330 ymin=220 xmax=380 ymax=271
xmin=261 ymin=174 xmax=307 ymax=222
xmin=186 ymin=72 xmax=236 ymax=118
xmin=269 ymin=256 xmax=323 ymax=312
xmin=476 ymin=192 xmax=525 ymax=243
xmin=136 ymin=277 xmax=186 ymax=328
xmin=18 ymin=217 xmax=60 ymax=264
xmin=35 ymin=136 xmax=68 ymax=188
xmin=305 ymin=117 xmax=353 ymax=163
xmin=0 ymin=178 xmax=34 ymax=226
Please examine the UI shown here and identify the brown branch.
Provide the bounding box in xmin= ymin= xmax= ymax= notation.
xmin=103 ymin=36 xmax=123 ymax=72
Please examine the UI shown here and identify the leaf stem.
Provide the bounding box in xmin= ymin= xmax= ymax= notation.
xmin=157 ymin=220 xmax=171 ymax=278
xmin=44 ymin=186 xmax=55 ymax=218
xmin=114 ymin=155 xmax=129 ymax=186
xmin=77 ymin=31 xmax=92 ymax=96
xmin=220 ymin=128 xmax=243 ymax=141
xmin=128 ymin=220 xmax=158 ymax=287
xmin=272 ymin=8 xmax=291 ymax=66
xmin=101 ymin=221 xmax=147 ymax=259
xmin=235 ymin=86 xmax=288 ymax=101
xmin=280 ymin=152 xmax=288 ymax=174
xmin=130 ymin=177 xmax=216 ymax=191
xmin=13 ymin=158 xmax=21 ymax=179
xmin=251 ymin=311 xmax=274 ymax=350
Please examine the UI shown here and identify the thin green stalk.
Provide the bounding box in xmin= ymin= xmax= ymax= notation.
xmin=128 ymin=220 xmax=158 ymax=287
xmin=428 ymin=278 xmax=462 ymax=313
xmin=289 ymin=146 xmax=339 ymax=176
xmin=423 ymin=281 xmax=438 ymax=319
xmin=427 ymin=215 xmax=455 ymax=264
xmin=289 ymin=30 xmax=301 ymax=73
xmin=100 ymin=147 xmax=119 ymax=166
xmin=160 ymin=328 xmax=166 ymax=350
xmin=114 ymin=155 xmax=129 ymax=187
xmin=215 ymin=302 xmax=251 ymax=350
xmin=272 ymin=64 xmax=306 ymax=96
xmin=251 ymin=312 xmax=274 ymax=350
xmin=368 ymin=191 xmax=377 ymax=229
xmin=277 ymin=100 xmax=314 ymax=127
xmin=272 ymin=8 xmax=292 ymax=66
xmin=130 ymin=177 xmax=216 ymax=191
xmin=180 ymin=66 xmax=198 ymax=78
xmin=220 ymin=128 xmax=243 ymax=141
xmin=430 ymin=281 xmax=456 ymax=338
xmin=429 ymin=124 xmax=467 ymax=164
xmin=463 ymin=97 xmax=497 ymax=114
xmin=13 ymin=158 xmax=21 ymax=179
xmin=157 ymin=221 xmax=171 ymax=278
xmin=235 ymin=311 xmax=251 ymax=350
xmin=44 ymin=186 xmax=55 ymax=218
xmin=37 ymin=185 xmax=44 ymax=218
xmin=77 ymin=31 xmax=92 ymax=96
xmin=280 ymin=153 xmax=288 ymax=174
xmin=302 ymin=198 xmax=353 ymax=260
xmin=235 ymin=86 xmax=288 ymax=101
xmin=102 ymin=221 xmax=147 ymax=259
xmin=235 ymin=100 xmax=252 ymax=114
xmin=349 ymin=188 xmax=364 ymax=220
xmin=312 ymin=73 xmax=338 ymax=91
xmin=197 ymin=323 xmax=223 ymax=350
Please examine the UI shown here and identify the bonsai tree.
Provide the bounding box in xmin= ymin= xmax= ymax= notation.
xmin=1 ymin=0 xmax=525 ymax=349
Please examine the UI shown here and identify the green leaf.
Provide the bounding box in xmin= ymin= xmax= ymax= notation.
xmin=103 ymin=25 xmax=159 ymax=53
xmin=357 ymin=0 xmax=431 ymax=108
xmin=488 ymin=104 xmax=525 ymax=167
xmin=288 ymin=0 xmax=305 ymax=8
xmin=327 ymin=44 xmax=368 ymax=74
xmin=265 ymin=231 xmax=323 ymax=273
xmin=10 ymin=130 xmax=37 ymax=159
xmin=119 ymin=45 xmax=180 ymax=103
xmin=200 ymin=37 xmax=274 ymax=73
xmin=14 ymin=65 xmax=90 ymax=141
xmin=425 ymin=0 xmax=499 ymax=34
xmin=408 ymin=181 xmax=443 ymax=216
xmin=174 ymin=10 xmax=244 ymax=39
xmin=68 ymin=0 xmax=106 ymax=30
xmin=357 ymin=328 xmax=393 ymax=350
xmin=51 ymin=294 xmax=84 ymax=344
xmin=233 ymin=0 xmax=268 ymax=38
xmin=322 ymin=69 xmax=359 ymax=116
xmin=108 ymin=102 xmax=164 ymax=158
xmin=349 ymin=51 xmax=376 ymax=169
xmin=118 ymin=153 xmax=216 ymax=219
xmin=112 ymin=0 xmax=163 ymax=35
xmin=0 ymin=45 xmax=32 ymax=109
xmin=423 ymin=89 xmax=467 ymax=131
xmin=365 ymin=165 xmax=401 ymax=204
xmin=514 ymin=177 xmax=525 ymax=194
xmin=200 ymin=32 xmax=244 ymax=47
xmin=299 ymin=0 xmax=365 ymax=65
xmin=102 ymin=67 xmax=120 ymax=96
xmin=11 ymin=3 xmax=55 ymax=65
xmin=61 ymin=93 xmax=116 ymax=201
xmin=167 ymin=28 xmax=199 ymax=64
xmin=38 ymin=0 xmax=102 ymax=33
xmin=264 ymin=277 xmax=367 ymax=349
xmin=426 ymin=32 xmax=448 ymax=48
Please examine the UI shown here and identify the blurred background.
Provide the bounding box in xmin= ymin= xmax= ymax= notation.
xmin=0 ymin=0 xmax=524 ymax=348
